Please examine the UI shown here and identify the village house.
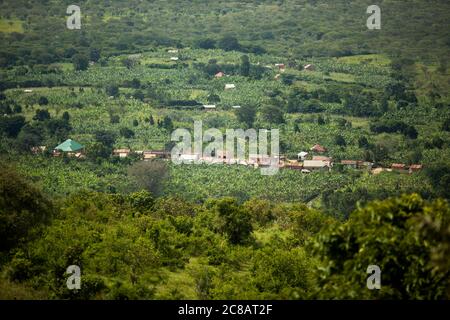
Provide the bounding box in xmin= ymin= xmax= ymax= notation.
xmin=215 ymin=72 xmax=225 ymax=78
xmin=357 ymin=161 xmax=374 ymax=170
xmin=310 ymin=144 xmax=327 ymax=153
xmin=259 ymin=156 xmax=280 ymax=167
xmin=53 ymin=139 xmax=85 ymax=158
xmin=203 ymin=105 xmax=216 ymax=111
xmin=113 ymin=149 xmax=131 ymax=158
xmin=275 ymin=63 xmax=286 ymax=70
xmin=303 ymin=160 xmax=332 ymax=171
xmin=179 ymin=153 xmax=200 ymax=163
xmin=24 ymin=89 xmax=33 ymax=93
xmin=284 ymin=159 xmax=303 ymax=170
xmin=312 ymin=158 xmax=331 ymax=167
xmin=202 ymin=154 xmax=229 ymax=164
xmin=246 ymin=154 xmax=265 ymax=166
xmin=143 ymin=150 xmax=169 ymax=160
xmin=391 ymin=163 xmax=407 ymax=172
xmin=409 ymin=164 xmax=423 ymax=173
xmin=231 ymin=105 xmax=241 ymax=109
xmin=298 ymin=151 xmax=309 ymax=161
xmin=168 ymin=49 xmax=178 ymax=53
xmin=341 ymin=160 xmax=358 ymax=169
xmin=312 ymin=156 xmax=332 ymax=167
xmin=245 ymin=154 xmax=280 ymax=166
xmin=225 ymin=84 xmax=236 ymax=90
xmin=371 ymin=167 xmax=385 ymax=175
xmin=170 ymin=57 xmax=179 ymax=61
xmin=303 ymin=64 xmax=315 ymax=71
xmin=312 ymin=155 xmax=332 ymax=162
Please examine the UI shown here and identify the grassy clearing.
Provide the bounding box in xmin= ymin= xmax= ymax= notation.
xmin=154 ymin=257 xmax=202 ymax=299
xmin=337 ymin=54 xmax=391 ymax=66
xmin=0 ymin=18 xmax=23 ymax=33
xmin=0 ymin=279 xmax=48 ymax=299
xmin=414 ymin=62 xmax=450 ymax=102
xmin=327 ymin=72 xmax=356 ymax=83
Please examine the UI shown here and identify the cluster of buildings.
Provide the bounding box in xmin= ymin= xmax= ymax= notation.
xmin=207 ymin=62 xmax=315 ymax=110
xmin=35 ymin=139 xmax=424 ymax=175
xmin=372 ymin=164 xmax=423 ymax=175
xmin=112 ymin=149 xmax=170 ymax=160
xmin=110 ymin=143 xmax=422 ymax=175
xmin=283 ymin=144 xmax=422 ymax=174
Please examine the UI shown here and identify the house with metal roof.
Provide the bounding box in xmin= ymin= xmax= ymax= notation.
xmin=53 ymin=139 xmax=85 ymax=157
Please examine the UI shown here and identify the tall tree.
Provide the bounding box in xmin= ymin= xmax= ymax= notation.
xmin=235 ymin=105 xmax=256 ymax=127
xmin=105 ymin=85 xmax=119 ymax=97
xmin=72 ymin=54 xmax=89 ymax=71
xmin=313 ymin=194 xmax=450 ymax=299
xmin=0 ymin=115 xmax=26 ymax=137
xmin=218 ymin=35 xmax=241 ymax=52
xmin=89 ymin=48 xmax=101 ymax=62
xmin=215 ymin=198 xmax=253 ymax=245
xmin=0 ymin=167 xmax=53 ymax=251
xmin=240 ymin=55 xmax=250 ymax=77
xmin=128 ymin=161 xmax=169 ymax=196
xmin=260 ymin=105 xmax=284 ymax=124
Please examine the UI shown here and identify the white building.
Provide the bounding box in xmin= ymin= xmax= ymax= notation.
xmin=225 ymin=84 xmax=236 ymax=90
xmin=203 ymin=105 xmax=216 ymax=111
xmin=303 ymin=160 xmax=331 ymax=171
xmin=304 ymin=64 xmax=315 ymax=71
xmin=298 ymin=151 xmax=309 ymax=161
xmin=113 ymin=149 xmax=131 ymax=158
xmin=179 ymin=154 xmax=200 ymax=163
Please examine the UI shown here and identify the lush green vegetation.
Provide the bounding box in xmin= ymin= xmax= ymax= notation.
xmin=0 ymin=0 xmax=449 ymax=64
xmin=1 ymin=169 xmax=449 ymax=299
xmin=0 ymin=0 xmax=449 ymax=300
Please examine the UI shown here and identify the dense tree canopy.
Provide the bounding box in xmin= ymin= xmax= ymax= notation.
xmin=313 ymin=194 xmax=450 ymax=299
xmin=0 ymin=167 xmax=53 ymax=252
xmin=0 ymin=0 xmax=448 ymax=301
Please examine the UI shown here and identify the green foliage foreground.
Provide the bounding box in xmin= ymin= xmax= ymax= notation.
xmin=0 ymin=168 xmax=449 ymax=300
